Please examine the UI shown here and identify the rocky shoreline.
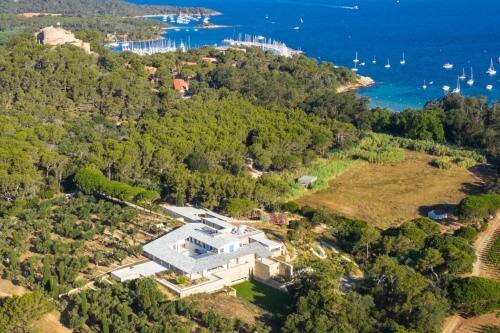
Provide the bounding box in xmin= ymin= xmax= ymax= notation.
xmin=336 ymin=75 xmax=375 ymax=93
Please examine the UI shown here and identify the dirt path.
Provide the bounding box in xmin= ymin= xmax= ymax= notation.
xmin=443 ymin=313 xmax=500 ymax=333
xmin=472 ymin=214 xmax=499 ymax=277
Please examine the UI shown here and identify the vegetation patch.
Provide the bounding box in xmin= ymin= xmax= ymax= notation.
xmin=294 ymin=151 xmax=483 ymax=228
xmin=232 ymin=280 xmax=292 ymax=322
xmin=486 ymin=234 xmax=500 ymax=266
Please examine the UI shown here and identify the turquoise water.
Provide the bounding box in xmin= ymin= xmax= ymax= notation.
xmin=130 ymin=0 xmax=500 ymax=111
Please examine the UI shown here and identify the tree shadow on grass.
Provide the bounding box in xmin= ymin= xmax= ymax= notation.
xmin=460 ymin=180 xmax=486 ymax=196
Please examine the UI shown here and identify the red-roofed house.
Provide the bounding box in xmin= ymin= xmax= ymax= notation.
xmin=173 ymin=78 xmax=189 ymax=93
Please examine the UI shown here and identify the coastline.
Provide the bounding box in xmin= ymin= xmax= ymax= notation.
xmin=134 ymin=11 xmax=222 ymax=19
xmin=163 ymin=24 xmax=233 ymax=30
xmin=336 ymin=75 xmax=375 ymax=93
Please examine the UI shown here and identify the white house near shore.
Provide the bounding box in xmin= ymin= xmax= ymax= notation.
xmin=111 ymin=206 xmax=293 ymax=297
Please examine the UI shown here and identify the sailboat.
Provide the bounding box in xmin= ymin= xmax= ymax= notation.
xmin=487 ymin=58 xmax=496 ymax=75
xmin=265 ymin=14 xmax=269 ymax=19
xmin=385 ymin=59 xmax=391 ymax=68
xmin=372 ymin=56 xmax=376 ymax=64
xmin=351 ymin=62 xmax=358 ymax=72
xmin=459 ymin=68 xmax=466 ymax=80
xmin=353 ymin=52 xmax=359 ymax=63
xmin=400 ymin=52 xmax=405 ymax=65
xmin=452 ymin=76 xmax=460 ymax=94
xmin=423 ymin=80 xmax=427 ymax=89
xmin=300 ymin=17 xmax=304 ymax=23
xmin=467 ymin=68 xmax=474 ymax=86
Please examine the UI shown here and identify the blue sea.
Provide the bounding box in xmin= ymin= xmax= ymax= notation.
xmin=130 ymin=0 xmax=500 ymax=111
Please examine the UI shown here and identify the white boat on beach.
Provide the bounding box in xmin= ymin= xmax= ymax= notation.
xmin=467 ymin=68 xmax=474 ymax=86
xmin=385 ymin=59 xmax=391 ymax=68
xmin=443 ymin=63 xmax=453 ymax=69
xmin=487 ymin=58 xmax=496 ymax=75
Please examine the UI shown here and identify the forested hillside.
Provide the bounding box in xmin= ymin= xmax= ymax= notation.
xmin=0 ymin=0 xmax=217 ymax=43
xmin=0 ymin=0 xmax=216 ymax=16
xmin=0 ymin=26 xmax=499 ymax=332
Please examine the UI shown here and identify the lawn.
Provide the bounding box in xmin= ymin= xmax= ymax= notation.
xmin=232 ymin=280 xmax=292 ymax=322
xmin=294 ymin=151 xmax=485 ymax=228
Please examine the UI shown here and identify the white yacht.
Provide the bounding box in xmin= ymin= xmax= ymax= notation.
xmin=293 ymin=26 xmax=300 ymax=30
xmin=467 ymin=68 xmax=474 ymax=86
xmin=353 ymin=52 xmax=359 ymax=63
xmin=385 ymin=59 xmax=391 ymax=68
xmin=423 ymin=80 xmax=427 ymax=89
xmin=400 ymin=52 xmax=405 ymax=65
xmin=487 ymin=58 xmax=496 ymax=75
xmin=372 ymin=56 xmax=376 ymax=64
xmin=360 ymin=62 xmax=366 ymax=66
xmin=459 ymin=68 xmax=466 ymax=80
xmin=486 ymin=84 xmax=493 ymax=91
xmin=452 ymin=76 xmax=460 ymax=94
xmin=443 ymin=63 xmax=453 ymax=69
xmin=442 ymin=85 xmax=451 ymax=92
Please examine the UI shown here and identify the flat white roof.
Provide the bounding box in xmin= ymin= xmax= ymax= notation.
xmin=144 ymin=223 xmax=272 ymax=274
xmin=111 ymin=261 xmax=167 ymax=280
xmin=249 ymin=236 xmax=282 ymax=250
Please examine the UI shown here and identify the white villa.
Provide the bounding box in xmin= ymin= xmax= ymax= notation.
xmin=111 ymin=206 xmax=293 ymax=297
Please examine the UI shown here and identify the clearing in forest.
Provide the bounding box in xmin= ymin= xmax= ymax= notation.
xmin=295 ymin=151 xmax=485 ymax=228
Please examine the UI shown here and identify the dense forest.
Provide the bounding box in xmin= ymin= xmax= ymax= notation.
xmin=282 ymin=206 xmax=500 ymax=333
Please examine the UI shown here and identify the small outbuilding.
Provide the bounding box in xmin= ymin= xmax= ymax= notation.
xmin=427 ymin=210 xmax=448 ymax=221
xmin=297 ymin=175 xmax=318 ymax=188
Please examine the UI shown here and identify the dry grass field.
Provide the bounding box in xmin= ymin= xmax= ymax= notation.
xmin=295 ymin=151 xmax=485 ymax=228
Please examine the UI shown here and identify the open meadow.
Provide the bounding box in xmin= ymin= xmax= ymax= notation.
xmin=295 ymin=151 xmax=486 ymax=228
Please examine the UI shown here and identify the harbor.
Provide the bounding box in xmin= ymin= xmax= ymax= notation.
xmin=117 ymin=38 xmax=187 ymax=55
xmin=223 ymin=34 xmax=303 ymax=58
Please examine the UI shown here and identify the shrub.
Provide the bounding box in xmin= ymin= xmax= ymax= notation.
xmin=457 ymin=194 xmax=500 ymax=220
xmin=225 ymin=198 xmax=256 ymax=217
xmin=454 ymin=226 xmax=478 ymax=242
xmin=434 ymin=156 xmax=453 ymax=169
xmin=177 ymin=275 xmax=187 ymax=285
xmin=282 ymin=201 xmax=299 ymax=213
xmin=356 ymin=147 xmax=405 ymax=165
xmin=448 ymin=277 xmax=500 ymax=315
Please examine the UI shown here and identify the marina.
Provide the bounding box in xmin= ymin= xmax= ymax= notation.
xmin=117 ymin=38 xmax=187 ymax=55
xmin=223 ymin=34 xmax=303 ymax=58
